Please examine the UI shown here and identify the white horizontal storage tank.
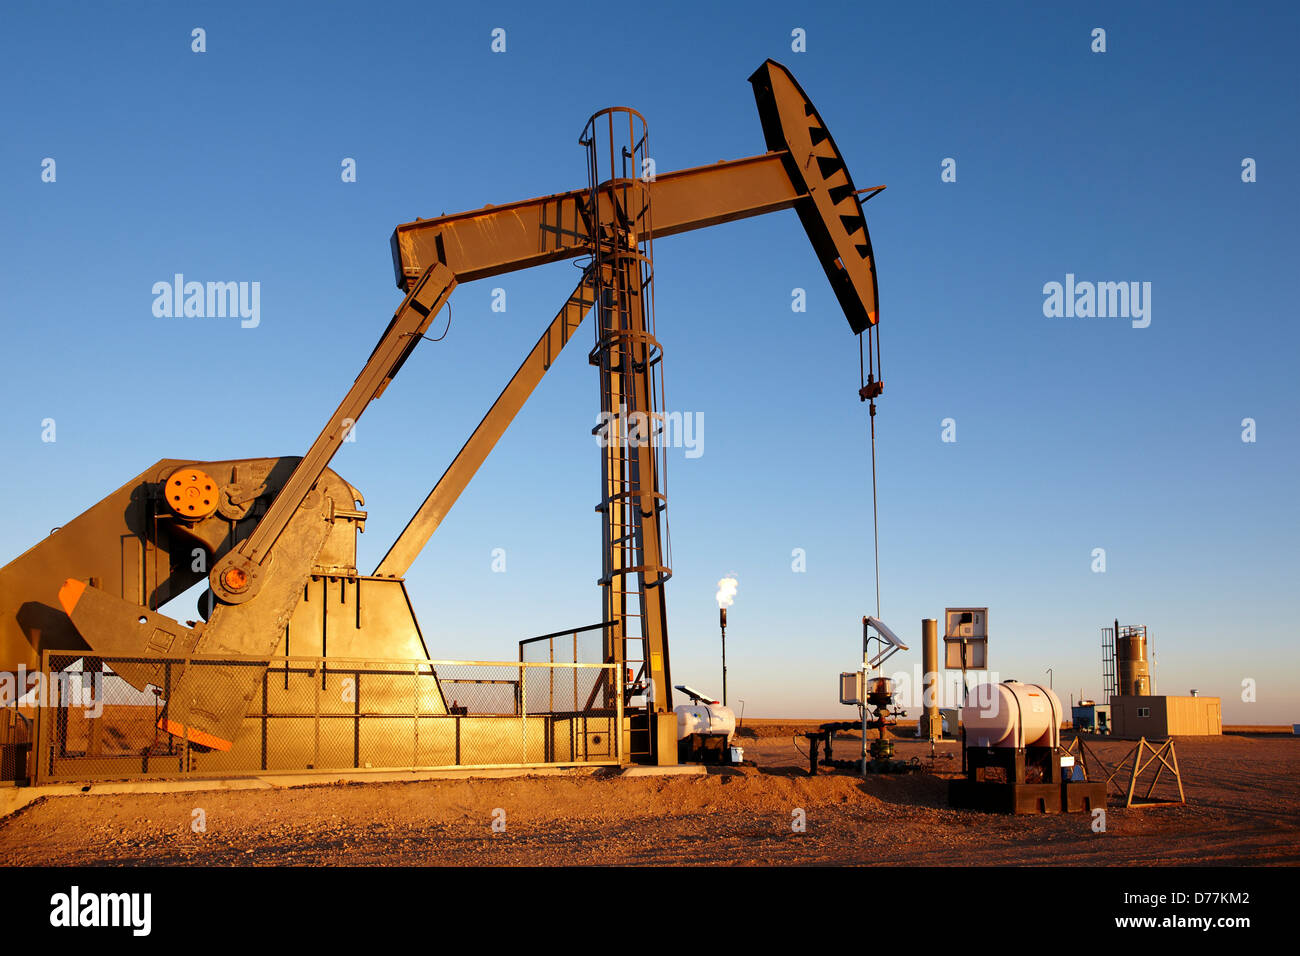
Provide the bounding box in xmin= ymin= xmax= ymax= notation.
xmin=675 ymin=703 xmax=736 ymax=741
xmin=961 ymin=681 xmax=1062 ymax=749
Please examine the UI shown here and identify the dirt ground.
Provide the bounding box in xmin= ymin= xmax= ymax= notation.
xmin=1 ymin=722 xmax=1296 ymax=866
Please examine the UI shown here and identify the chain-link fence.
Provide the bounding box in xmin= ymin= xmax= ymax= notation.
xmin=518 ymin=624 xmax=619 ymax=714
xmin=519 ymin=623 xmax=607 ymax=666
xmin=32 ymin=651 xmax=621 ymax=783
xmin=1 ymin=704 xmax=32 ymax=782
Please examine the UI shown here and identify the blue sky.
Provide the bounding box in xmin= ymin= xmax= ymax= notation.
xmin=2 ymin=2 xmax=1297 ymax=722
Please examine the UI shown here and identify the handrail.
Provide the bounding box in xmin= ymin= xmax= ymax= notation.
xmin=41 ymin=650 xmax=614 ymax=670
xmin=517 ymin=622 xmax=608 ymax=648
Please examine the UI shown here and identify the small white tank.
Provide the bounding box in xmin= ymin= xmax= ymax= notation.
xmin=961 ymin=681 xmax=1062 ymax=749
xmin=675 ymin=703 xmax=736 ymax=741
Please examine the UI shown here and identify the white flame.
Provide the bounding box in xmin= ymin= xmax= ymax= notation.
xmin=715 ymin=576 xmax=738 ymax=608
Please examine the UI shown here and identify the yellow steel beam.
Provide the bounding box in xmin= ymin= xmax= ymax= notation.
xmin=374 ymin=266 xmax=599 ymax=578
xmin=390 ymin=152 xmax=800 ymax=288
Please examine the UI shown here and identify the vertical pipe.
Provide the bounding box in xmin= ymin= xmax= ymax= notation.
xmin=720 ymin=607 xmax=727 ymax=706
xmin=921 ymin=618 xmax=939 ymax=742
xmin=860 ymin=616 xmax=868 ymax=777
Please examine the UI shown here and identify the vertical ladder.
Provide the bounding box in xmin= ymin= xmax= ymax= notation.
xmin=581 ymin=109 xmax=674 ymax=761
xmin=1101 ymin=626 xmax=1116 ymax=701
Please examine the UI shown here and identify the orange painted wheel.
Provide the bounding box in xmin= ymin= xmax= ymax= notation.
xmin=165 ymin=468 xmax=219 ymax=520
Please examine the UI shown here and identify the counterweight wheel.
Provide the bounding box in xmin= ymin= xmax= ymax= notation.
xmin=165 ymin=468 xmax=219 ymax=520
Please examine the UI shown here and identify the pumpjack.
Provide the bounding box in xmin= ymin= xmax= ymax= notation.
xmin=0 ymin=61 xmax=883 ymax=767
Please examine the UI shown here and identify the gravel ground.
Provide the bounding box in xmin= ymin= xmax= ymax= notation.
xmin=1 ymin=727 xmax=1295 ymax=866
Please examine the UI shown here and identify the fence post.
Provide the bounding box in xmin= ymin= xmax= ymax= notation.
xmin=163 ymin=660 xmax=172 ymax=758
xmin=313 ymin=660 xmax=321 ymax=770
xmin=261 ymin=669 xmax=269 ymax=772
xmin=182 ymin=656 xmax=192 ymax=776
xmin=353 ymin=668 xmax=361 ymax=770
xmin=412 ymin=664 xmax=419 ymax=770
xmin=615 ymin=663 xmax=624 ymax=764
xmin=520 ymin=665 xmax=528 ymax=763
xmin=33 ymin=650 xmax=46 ymax=783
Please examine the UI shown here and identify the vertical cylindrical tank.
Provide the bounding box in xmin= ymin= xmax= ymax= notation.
xmin=1116 ymin=629 xmax=1150 ymax=696
xmin=920 ymin=618 xmax=940 ymax=740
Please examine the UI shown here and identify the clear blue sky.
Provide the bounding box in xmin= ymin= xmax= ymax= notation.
xmin=2 ymin=2 xmax=1296 ymax=722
